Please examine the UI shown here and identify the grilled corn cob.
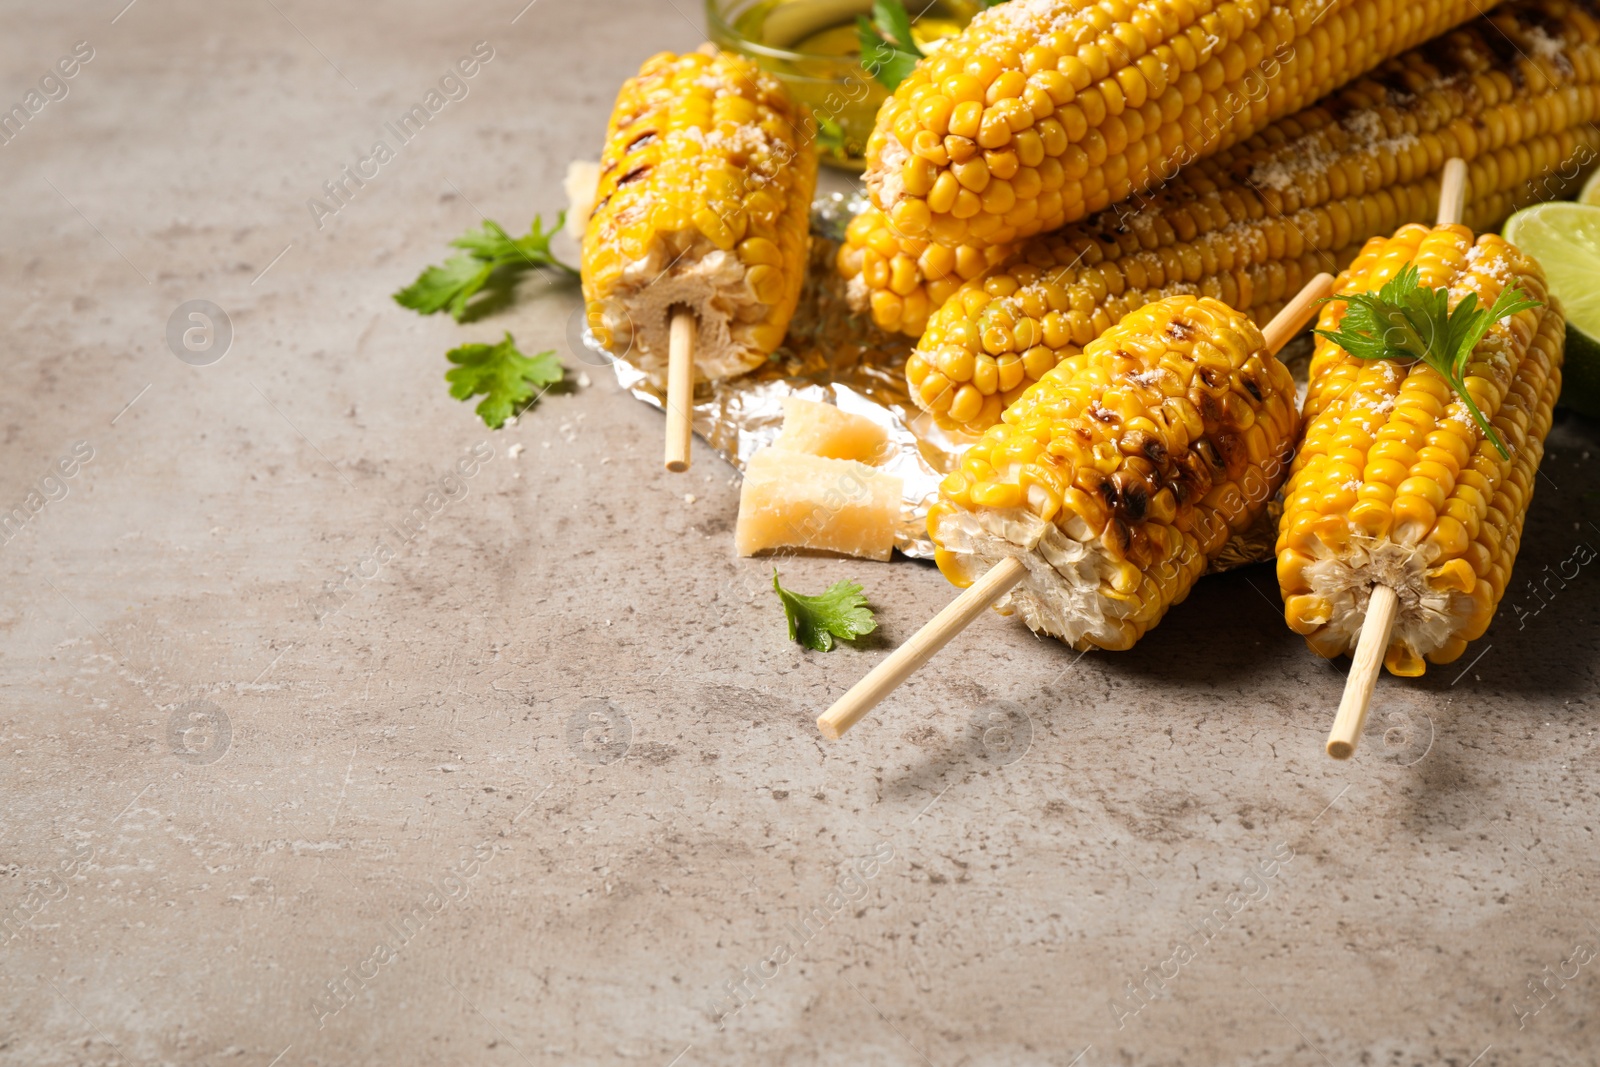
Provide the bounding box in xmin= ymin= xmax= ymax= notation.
xmin=894 ymin=0 xmax=1600 ymax=431
xmin=582 ymin=49 xmax=817 ymax=382
xmin=928 ymin=295 xmax=1298 ymax=650
xmin=1276 ymin=224 xmax=1563 ymax=675
xmin=865 ymin=0 xmax=1494 ymax=248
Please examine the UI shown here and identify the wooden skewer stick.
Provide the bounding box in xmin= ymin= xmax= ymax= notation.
xmin=1325 ymin=586 xmax=1400 ymax=759
xmin=1264 ymin=271 xmax=1333 ymax=351
xmin=1436 ymin=157 xmax=1468 ymax=227
xmin=816 ymin=272 xmax=1335 ymax=740
xmin=664 ymin=308 xmax=696 ymax=473
xmin=1323 ymin=158 xmax=1468 ymax=759
xmin=817 ymin=556 xmax=1028 ymax=740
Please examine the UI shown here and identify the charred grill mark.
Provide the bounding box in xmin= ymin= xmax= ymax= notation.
xmin=1479 ymin=19 xmax=1529 ymax=79
xmin=1097 ymin=478 xmax=1120 ymax=509
xmin=1192 ymin=438 xmax=1223 ymax=472
xmin=1102 ymin=518 xmax=1133 ymax=559
xmin=617 ymin=164 xmax=653 ymax=186
xmin=1088 ymin=403 xmax=1117 ymax=424
xmin=1212 ymin=432 xmax=1246 ymax=478
xmin=1242 ymin=375 xmax=1264 ymax=402
xmin=1120 ymin=480 xmax=1149 ymax=522
xmin=1174 ymin=449 xmax=1214 ymax=503
xmin=1120 ymin=429 xmax=1167 ymax=466
xmin=626 ymin=130 xmax=658 ymax=152
xmin=1166 ymin=319 xmax=1196 ymax=342
xmin=1197 ymin=365 xmax=1222 ymax=389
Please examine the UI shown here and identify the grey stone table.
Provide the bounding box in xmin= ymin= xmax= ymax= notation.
xmin=3 ymin=2 xmax=1598 ymax=1064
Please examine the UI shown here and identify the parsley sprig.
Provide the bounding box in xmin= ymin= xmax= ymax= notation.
xmin=445 ymin=332 xmax=564 ymax=429
xmin=772 ymin=571 xmax=878 ymax=652
xmin=394 ymin=214 xmax=577 ymax=322
xmin=1313 ymin=263 xmax=1541 ymax=460
xmin=857 ymin=0 xmax=1008 ymax=90
xmin=858 ymin=0 xmax=924 ymax=90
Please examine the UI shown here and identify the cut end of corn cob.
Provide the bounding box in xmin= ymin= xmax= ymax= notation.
xmin=896 ymin=0 xmax=1600 ymax=433
xmin=865 ymin=0 xmax=1494 ymax=249
xmin=928 ymin=295 xmax=1299 ymax=650
xmin=1276 ymin=224 xmax=1564 ymax=674
xmin=582 ymin=49 xmax=817 ymax=383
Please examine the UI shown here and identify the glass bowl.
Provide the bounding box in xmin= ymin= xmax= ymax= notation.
xmin=706 ymin=0 xmax=980 ymax=170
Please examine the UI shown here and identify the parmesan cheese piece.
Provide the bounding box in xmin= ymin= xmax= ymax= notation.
xmin=735 ymin=449 xmax=901 ymax=561
xmin=771 ymin=397 xmax=891 ymax=464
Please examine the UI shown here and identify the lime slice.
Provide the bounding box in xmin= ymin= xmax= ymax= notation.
xmin=1581 ymin=169 xmax=1600 ymax=207
xmin=1502 ymin=202 xmax=1600 ymax=418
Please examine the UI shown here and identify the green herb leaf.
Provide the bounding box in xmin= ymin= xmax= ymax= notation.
xmin=444 ymin=332 xmax=564 ymax=429
xmin=872 ymin=0 xmax=923 ymax=52
xmin=393 ymin=255 xmax=495 ymax=318
xmin=1313 ymin=262 xmax=1540 ymax=460
xmin=395 ymin=213 xmax=577 ymax=323
xmin=857 ymin=13 xmax=922 ymax=90
xmin=772 ymin=570 xmax=878 ymax=652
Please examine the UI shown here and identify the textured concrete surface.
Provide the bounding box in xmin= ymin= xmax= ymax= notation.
xmin=3 ymin=2 xmax=1600 ymax=1065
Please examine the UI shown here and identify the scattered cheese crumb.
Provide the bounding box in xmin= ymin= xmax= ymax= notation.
xmin=684 ymin=493 xmax=697 ymax=504
xmin=578 ymin=373 xmax=592 ymax=388
xmin=507 ymin=443 xmax=525 ymax=460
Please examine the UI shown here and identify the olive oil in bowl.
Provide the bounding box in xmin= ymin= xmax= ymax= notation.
xmin=706 ymin=0 xmax=980 ymax=168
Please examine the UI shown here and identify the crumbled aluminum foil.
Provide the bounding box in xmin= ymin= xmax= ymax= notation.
xmin=583 ymin=190 xmax=1312 ymax=572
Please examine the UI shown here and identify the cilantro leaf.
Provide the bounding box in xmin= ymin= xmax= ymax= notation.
xmin=1313 ymin=262 xmax=1541 ymax=460
xmin=395 ymin=214 xmax=577 ymax=323
xmin=772 ymin=570 xmax=878 ymax=652
xmin=445 ymin=332 xmax=564 ymax=429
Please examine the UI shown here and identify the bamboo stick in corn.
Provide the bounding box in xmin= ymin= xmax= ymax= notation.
xmin=582 ymin=48 xmax=818 ymax=387
xmin=864 ymin=0 xmax=1504 ymax=249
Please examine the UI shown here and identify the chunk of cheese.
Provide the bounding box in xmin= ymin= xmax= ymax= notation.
xmin=735 ymin=449 xmax=901 ymax=561
xmin=771 ymin=397 xmax=891 ymax=464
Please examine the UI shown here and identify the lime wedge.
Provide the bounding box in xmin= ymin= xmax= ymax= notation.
xmin=1502 ymin=202 xmax=1600 ymax=418
xmin=1581 ymin=169 xmax=1600 ymax=207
